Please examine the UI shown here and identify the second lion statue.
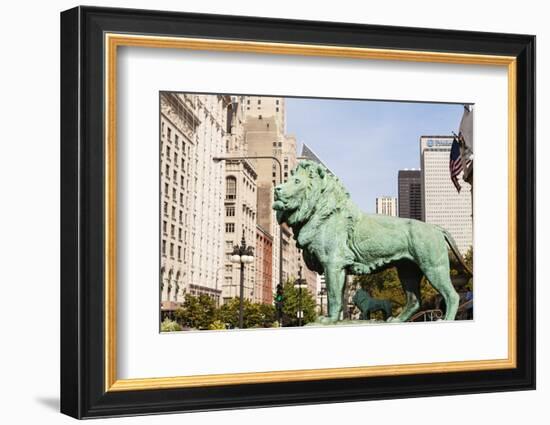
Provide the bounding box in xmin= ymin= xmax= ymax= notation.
xmin=272 ymin=160 xmax=471 ymax=324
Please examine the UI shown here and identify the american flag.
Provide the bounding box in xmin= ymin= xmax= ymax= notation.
xmin=449 ymin=136 xmax=463 ymax=193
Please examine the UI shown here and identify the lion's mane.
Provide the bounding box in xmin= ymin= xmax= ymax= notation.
xmin=280 ymin=160 xmax=361 ymax=247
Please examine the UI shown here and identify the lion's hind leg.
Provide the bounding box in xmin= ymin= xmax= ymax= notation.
xmin=387 ymin=260 xmax=422 ymax=323
xmin=422 ymin=264 xmax=459 ymax=320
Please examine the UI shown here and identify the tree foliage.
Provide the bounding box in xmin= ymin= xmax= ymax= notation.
xmin=280 ymin=280 xmax=317 ymax=326
xmin=352 ymin=268 xmax=405 ymax=316
xmin=174 ymin=294 xmax=217 ymax=330
xmin=217 ymin=298 xmax=277 ymax=329
xmin=351 ymin=247 xmax=474 ymax=316
xmin=160 ymin=318 xmax=182 ymax=332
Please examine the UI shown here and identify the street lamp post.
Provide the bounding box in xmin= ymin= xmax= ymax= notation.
xmin=295 ymin=264 xmax=306 ymax=327
xmin=318 ymin=286 xmax=327 ymax=316
xmin=230 ymin=230 xmax=254 ymax=329
xmin=213 ymin=154 xmax=285 ymax=320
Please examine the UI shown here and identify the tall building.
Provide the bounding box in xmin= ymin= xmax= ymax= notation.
xmin=255 ymin=224 xmax=274 ymax=304
xmin=398 ymin=169 xmax=422 ymax=220
xmin=221 ymin=159 xmax=258 ymax=303
xmin=242 ymin=95 xmax=286 ymax=133
xmin=244 ymin=96 xmax=318 ymax=295
xmin=375 ymin=196 xmax=398 ymax=216
xmin=160 ymin=93 xmax=228 ymax=312
xmin=420 ymin=135 xmax=473 ymax=254
xmin=222 ymin=96 xmax=258 ymax=303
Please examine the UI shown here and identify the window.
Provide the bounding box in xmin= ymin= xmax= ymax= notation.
xmin=173 ymin=170 xmax=177 ymax=182
xmin=179 ymin=211 xmax=183 ymax=223
xmin=161 ymin=122 xmax=165 ymax=136
xmin=171 ymin=224 xmax=175 ymax=237
xmin=164 ymin=182 xmax=169 ymax=196
xmin=257 ymin=99 xmax=261 ymax=105
xmin=226 ymin=240 xmax=233 ymax=250
xmin=172 ymin=188 xmax=177 ymax=200
xmin=175 ymin=134 xmax=179 ymax=145
xmin=177 ymin=246 xmax=182 ymax=260
xmin=276 ymin=99 xmax=279 ymax=105
xmin=167 ymin=128 xmax=171 ymax=140
xmin=181 ymin=158 xmax=185 ymax=171
xmin=226 ymin=176 xmax=237 ymax=200
xmin=163 ymin=202 xmax=168 ymax=215
xmin=178 ymin=228 xmax=183 ymax=241
xmin=169 ymin=243 xmax=174 ymax=257
xmin=226 ymin=206 xmax=235 ymax=217
xmin=225 ymin=264 xmax=232 ymax=273
xmin=276 ymin=107 xmax=279 ymax=112
xmin=171 ymin=206 xmax=176 ymax=218
xmin=165 ymin=164 xmax=169 ymax=176
xmin=161 ymin=239 xmax=166 ymax=254
xmin=225 ymin=223 xmax=235 ymax=233
xmin=179 ymin=193 xmax=184 ymax=205
xmin=180 ymin=175 xmax=184 ymax=187
xmin=162 ymin=220 xmax=167 ymax=234
xmin=174 ymin=152 xmax=178 ymax=163
xmin=166 ymin=145 xmax=171 ymax=158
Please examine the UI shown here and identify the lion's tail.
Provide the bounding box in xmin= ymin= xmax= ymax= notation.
xmin=437 ymin=226 xmax=473 ymax=276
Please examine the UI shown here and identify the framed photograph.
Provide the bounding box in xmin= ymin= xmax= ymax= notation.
xmin=60 ymin=6 xmax=535 ymax=419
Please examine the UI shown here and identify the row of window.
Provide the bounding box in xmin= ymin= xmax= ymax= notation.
xmin=246 ymin=98 xmax=280 ymax=105
xmin=161 ymin=239 xmax=185 ymax=261
xmin=163 ymin=201 xmax=185 ymax=224
xmin=162 ymin=220 xmax=187 ymax=242
xmin=161 ymin=122 xmax=188 ymax=154
xmin=163 ymin=183 xmax=187 ymax=205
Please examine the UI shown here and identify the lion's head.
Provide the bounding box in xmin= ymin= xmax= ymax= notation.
xmin=272 ymin=160 xmax=354 ymax=227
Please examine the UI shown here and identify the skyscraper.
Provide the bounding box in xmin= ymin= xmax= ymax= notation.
xmin=375 ymin=196 xmax=398 ymax=216
xmin=160 ymin=93 xmax=228 ymax=312
xmin=398 ymin=169 xmax=422 ymax=220
xmin=420 ymin=136 xmax=473 ymax=254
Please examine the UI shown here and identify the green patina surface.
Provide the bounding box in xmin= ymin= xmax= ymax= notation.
xmin=273 ymin=160 xmax=466 ymax=324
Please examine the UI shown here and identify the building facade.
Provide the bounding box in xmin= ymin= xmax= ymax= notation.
xmin=375 ymin=196 xmax=398 ymax=216
xmin=398 ymin=169 xmax=422 ymax=220
xmin=420 ymin=136 xmax=473 ymax=254
xmin=160 ymin=93 xmax=322 ymax=314
xmin=255 ymin=225 xmax=274 ymax=304
xmin=222 ymin=97 xmax=259 ymax=303
xmin=243 ymin=97 xmax=318 ymax=294
xmin=160 ymin=93 xmax=227 ymax=311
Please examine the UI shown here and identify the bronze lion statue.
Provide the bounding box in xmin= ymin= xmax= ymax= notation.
xmin=272 ymin=160 xmax=471 ymax=324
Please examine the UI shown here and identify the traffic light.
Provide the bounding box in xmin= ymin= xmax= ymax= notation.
xmin=275 ymin=284 xmax=284 ymax=323
xmin=275 ymin=284 xmax=284 ymax=303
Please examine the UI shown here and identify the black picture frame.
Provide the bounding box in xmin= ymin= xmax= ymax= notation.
xmin=61 ymin=5 xmax=535 ymax=419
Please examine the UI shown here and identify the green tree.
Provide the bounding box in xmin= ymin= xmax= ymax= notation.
xmin=280 ymin=280 xmax=317 ymax=326
xmin=217 ymin=298 xmax=277 ymax=329
xmin=160 ymin=317 xmax=182 ymax=332
xmin=174 ymin=294 xmax=218 ymax=330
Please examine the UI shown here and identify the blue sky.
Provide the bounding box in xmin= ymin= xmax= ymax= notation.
xmin=286 ymin=98 xmax=465 ymax=213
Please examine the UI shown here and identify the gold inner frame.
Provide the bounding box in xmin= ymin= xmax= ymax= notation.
xmin=104 ymin=33 xmax=517 ymax=392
